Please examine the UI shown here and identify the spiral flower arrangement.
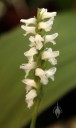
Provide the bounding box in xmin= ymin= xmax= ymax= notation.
xmin=20 ymin=8 xmax=59 ymax=128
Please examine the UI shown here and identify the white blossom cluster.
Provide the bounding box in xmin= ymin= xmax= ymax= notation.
xmin=20 ymin=8 xmax=59 ymax=108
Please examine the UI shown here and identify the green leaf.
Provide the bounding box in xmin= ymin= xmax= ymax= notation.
xmin=0 ymin=11 xmax=76 ymax=128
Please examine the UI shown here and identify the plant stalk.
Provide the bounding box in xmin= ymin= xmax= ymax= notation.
xmin=30 ymin=97 xmax=40 ymax=128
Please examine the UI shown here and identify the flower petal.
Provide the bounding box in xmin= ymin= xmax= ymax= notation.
xmin=26 ymin=89 xmax=37 ymax=100
xmin=26 ymin=89 xmax=37 ymax=108
xmin=24 ymin=47 xmax=38 ymax=57
xmin=42 ymin=12 xmax=56 ymax=19
xmin=22 ymin=79 xmax=37 ymax=92
xmin=42 ymin=48 xmax=59 ymax=65
xmin=24 ymin=47 xmax=38 ymax=62
xmin=21 ymin=25 xmax=36 ymax=36
xmin=49 ymin=58 xmax=57 ymax=65
xmin=39 ymin=8 xmax=47 ymax=17
xmin=39 ymin=8 xmax=56 ymax=19
xmin=42 ymin=48 xmax=52 ymax=60
xmin=20 ymin=61 xmax=36 ymax=77
xmin=22 ymin=79 xmax=36 ymax=88
xmin=45 ymin=67 xmax=56 ymax=81
xmin=26 ymin=99 xmax=33 ymax=109
xmin=29 ymin=36 xmax=35 ymax=47
xmin=38 ymin=17 xmax=54 ymax=32
xmin=35 ymin=68 xmax=48 ymax=85
xmin=35 ymin=34 xmax=43 ymax=50
xmin=25 ymin=89 xmax=37 ymax=108
xmin=20 ymin=18 xmax=36 ymax=25
xmin=44 ymin=33 xmax=58 ymax=45
xmin=29 ymin=34 xmax=44 ymax=50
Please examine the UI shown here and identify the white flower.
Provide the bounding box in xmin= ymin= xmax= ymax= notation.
xmin=38 ymin=17 xmax=54 ymax=32
xmin=45 ymin=67 xmax=56 ymax=81
xmin=44 ymin=33 xmax=58 ymax=45
xmin=29 ymin=34 xmax=44 ymax=50
xmin=35 ymin=68 xmax=48 ymax=85
xmin=21 ymin=25 xmax=36 ymax=36
xmin=39 ymin=8 xmax=56 ymax=19
xmin=24 ymin=47 xmax=38 ymax=62
xmin=22 ymin=79 xmax=37 ymax=92
xmin=20 ymin=18 xmax=36 ymax=25
xmin=35 ymin=67 xmax=56 ymax=85
xmin=26 ymin=99 xmax=33 ymax=109
xmin=20 ymin=61 xmax=36 ymax=77
xmin=42 ymin=48 xmax=59 ymax=65
xmin=24 ymin=47 xmax=38 ymax=57
xmin=26 ymin=89 xmax=37 ymax=108
xmin=39 ymin=8 xmax=47 ymax=17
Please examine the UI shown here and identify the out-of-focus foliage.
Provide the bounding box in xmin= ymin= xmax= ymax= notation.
xmin=27 ymin=0 xmax=73 ymax=10
xmin=48 ymin=117 xmax=76 ymax=128
xmin=55 ymin=0 xmax=73 ymax=10
xmin=0 ymin=11 xmax=76 ymax=128
xmin=26 ymin=0 xmax=50 ymax=7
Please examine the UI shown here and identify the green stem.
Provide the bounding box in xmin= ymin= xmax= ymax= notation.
xmin=30 ymin=97 xmax=40 ymax=128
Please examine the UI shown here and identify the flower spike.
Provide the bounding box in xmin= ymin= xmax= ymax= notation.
xmin=20 ymin=8 xmax=59 ymax=109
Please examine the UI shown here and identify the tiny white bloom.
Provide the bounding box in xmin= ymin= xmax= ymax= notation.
xmin=38 ymin=17 xmax=54 ymax=32
xmin=45 ymin=67 xmax=56 ymax=81
xmin=39 ymin=8 xmax=56 ymax=19
xmin=23 ymin=79 xmax=36 ymax=88
xmin=35 ymin=68 xmax=48 ymax=85
xmin=21 ymin=25 xmax=36 ymax=36
xmin=39 ymin=8 xmax=47 ymax=16
xmin=42 ymin=11 xmax=56 ymax=19
xmin=29 ymin=36 xmax=35 ymax=47
xmin=22 ymin=79 xmax=37 ymax=92
xmin=35 ymin=67 xmax=56 ymax=85
xmin=42 ymin=48 xmax=59 ymax=65
xmin=29 ymin=34 xmax=44 ymax=50
xmin=26 ymin=89 xmax=37 ymax=108
xmin=20 ymin=18 xmax=36 ymax=25
xmin=26 ymin=99 xmax=34 ymax=109
xmin=44 ymin=33 xmax=58 ymax=45
xmin=24 ymin=47 xmax=38 ymax=56
xmin=26 ymin=89 xmax=37 ymax=100
xmin=20 ymin=61 xmax=36 ymax=77
xmin=24 ymin=47 xmax=38 ymax=62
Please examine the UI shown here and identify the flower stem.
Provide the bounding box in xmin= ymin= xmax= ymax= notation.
xmin=30 ymin=97 xmax=40 ymax=128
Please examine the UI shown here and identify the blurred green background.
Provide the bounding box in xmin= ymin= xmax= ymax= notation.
xmin=0 ymin=0 xmax=76 ymax=128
